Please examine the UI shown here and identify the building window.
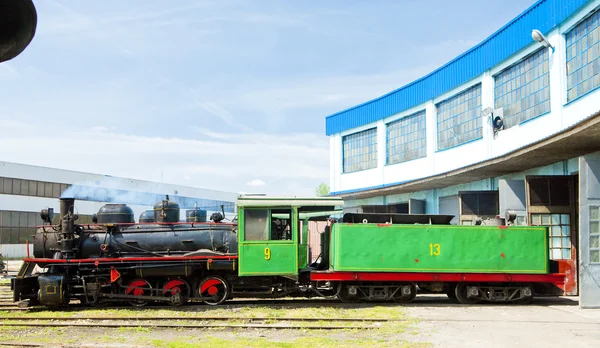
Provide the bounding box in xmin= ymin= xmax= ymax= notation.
xmin=566 ymin=9 xmax=600 ymax=102
xmin=589 ymin=206 xmax=600 ymax=263
xmin=494 ymin=48 xmax=550 ymax=128
xmin=531 ymin=213 xmax=572 ymax=260
xmin=342 ymin=128 xmax=377 ymax=173
xmin=386 ymin=110 xmax=426 ymax=165
xmin=436 ymin=84 xmax=482 ymax=151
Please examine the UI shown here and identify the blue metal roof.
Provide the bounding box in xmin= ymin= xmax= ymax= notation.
xmin=325 ymin=0 xmax=592 ymax=136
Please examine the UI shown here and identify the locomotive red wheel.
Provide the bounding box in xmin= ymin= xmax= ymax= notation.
xmin=125 ymin=279 xmax=152 ymax=307
xmin=198 ymin=276 xmax=229 ymax=305
xmin=162 ymin=278 xmax=191 ymax=306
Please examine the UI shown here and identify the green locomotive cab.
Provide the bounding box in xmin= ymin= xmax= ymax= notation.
xmin=236 ymin=196 xmax=342 ymax=278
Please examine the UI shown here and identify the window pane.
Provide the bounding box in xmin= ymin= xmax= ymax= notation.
xmin=19 ymin=212 xmax=27 ymax=228
xmin=11 ymin=179 xmax=21 ymax=195
xmin=591 ymin=221 xmax=600 ymax=234
xmin=29 ymin=180 xmax=37 ymax=196
xmin=28 ymin=212 xmax=39 ymax=227
xmin=591 ymin=207 xmax=600 ymax=220
xmin=9 ymin=228 xmax=19 ymax=243
xmin=44 ymin=182 xmax=53 ymax=198
xmin=0 ymin=228 xmax=8 ymax=243
xmin=20 ymin=179 xmax=29 ymax=195
xmin=37 ymin=182 xmax=45 ymax=197
xmin=244 ymin=209 xmax=269 ymax=241
xmin=10 ymin=212 xmax=18 ymax=227
xmin=2 ymin=178 xmax=11 ymax=194
xmin=591 ymin=250 xmax=600 ymax=263
xmin=0 ymin=211 xmax=9 ymax=227
xmin=590 ymin=235 xmax=599 ymax=249
xmin=52 ymin=183 xmax=61 ymax=198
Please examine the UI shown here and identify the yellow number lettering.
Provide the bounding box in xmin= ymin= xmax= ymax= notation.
xmin=429 ymin=243 xmax=441 ymax=256
xmin=264 ymin=247 xmax=271 ymax=260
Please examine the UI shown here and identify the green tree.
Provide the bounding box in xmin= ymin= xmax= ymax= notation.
xmin=315 ymin=182 xmax=330 ymax=196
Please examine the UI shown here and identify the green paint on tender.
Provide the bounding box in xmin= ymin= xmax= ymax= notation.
xmin=330 ymin=224 xmax=549 ymax=274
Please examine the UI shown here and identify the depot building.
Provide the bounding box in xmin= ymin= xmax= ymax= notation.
xmin=325 ymin=0 xmax=600 ymax=308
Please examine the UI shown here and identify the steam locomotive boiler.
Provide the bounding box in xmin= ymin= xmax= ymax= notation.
xmin=34 ymin=197 xmax=238 ymax=260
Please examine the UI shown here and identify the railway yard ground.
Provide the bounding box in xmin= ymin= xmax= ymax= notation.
xmin=0 ymin=262 xmax=598 ymax=347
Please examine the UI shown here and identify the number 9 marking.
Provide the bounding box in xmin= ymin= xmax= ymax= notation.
xmin=264 ymin=247 xmax=271 ymax=260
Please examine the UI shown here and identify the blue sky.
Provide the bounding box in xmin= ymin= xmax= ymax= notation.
xmin=0 ymin=0 xmax=535 ymax=196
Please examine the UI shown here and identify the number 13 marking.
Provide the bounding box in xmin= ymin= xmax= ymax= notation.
xmin=429 ymin=243 xmax=440 ymax=256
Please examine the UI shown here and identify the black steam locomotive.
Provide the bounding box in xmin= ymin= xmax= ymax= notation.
xmin=15 ymin=196 xmax=249 ymax=307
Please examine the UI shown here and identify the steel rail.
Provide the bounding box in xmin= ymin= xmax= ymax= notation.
xmin=0 ymin=322 xmax=369 ymax=330
xmin=0 ymin=316 xmax=394 ymax=322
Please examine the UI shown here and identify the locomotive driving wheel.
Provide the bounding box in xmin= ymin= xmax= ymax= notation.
xmin=198 ymin=276 xmax=229 ymax=305
xmin=125 ymin=279 xmax=153 ymax=307
xmin=162 ymin=278 xmax=191 ymax=306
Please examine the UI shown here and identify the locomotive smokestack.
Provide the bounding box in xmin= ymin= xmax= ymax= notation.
xmin=60 ymin=198 xmax=75 ymax=222
xmin=58 ymin=198 xmax=77 ymax=259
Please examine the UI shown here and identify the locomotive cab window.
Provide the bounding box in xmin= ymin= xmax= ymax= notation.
xmin=243 ymin=208 xmax=293 ymax=241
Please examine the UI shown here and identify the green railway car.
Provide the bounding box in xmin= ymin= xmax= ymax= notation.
xmin=329 ymin=223 xmax=550 ymax=274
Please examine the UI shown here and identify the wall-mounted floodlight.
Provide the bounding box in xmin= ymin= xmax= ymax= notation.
xmin=532 ymin=29 xmax=554 ymax=52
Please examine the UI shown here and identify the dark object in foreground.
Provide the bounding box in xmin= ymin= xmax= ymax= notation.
xmin=0 ymin=0 xmax=37 ymax=63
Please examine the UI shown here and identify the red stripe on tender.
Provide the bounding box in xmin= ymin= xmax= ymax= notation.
xmin=310 ymin=271 xmax=566 ymax=286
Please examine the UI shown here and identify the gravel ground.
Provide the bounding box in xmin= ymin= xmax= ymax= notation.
xmin=401 ymin=295 xmax=600 ymax=348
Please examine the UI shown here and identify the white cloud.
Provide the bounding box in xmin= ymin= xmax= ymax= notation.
xmin=247 ymin=179 xmax=266 ymax=187
xmin=90 ymin=126 xmax=108 ymax=132
xmin=0 ymin=122 xmax=328 ymax=196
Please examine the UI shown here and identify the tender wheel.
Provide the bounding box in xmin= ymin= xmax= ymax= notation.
xmin=455 ymin=282 xmax=481 ymax=305
xmin=337 ymin=284 xmax=361 ymax=303
xmin=198 ymin=276 xmax=229 ymax=305
xmin=446 ymin=284 xmax=459 ymax=303
xmin=392 ymin=283 xmax=417 ymax=303
xmin=163 ymin=278 xmax=191 ymax=306
xmin=125 ymin=279 xmax=152 ymax=307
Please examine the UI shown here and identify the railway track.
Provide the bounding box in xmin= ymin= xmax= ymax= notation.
xmin=0 ymin=315 xmax=377 ymax=330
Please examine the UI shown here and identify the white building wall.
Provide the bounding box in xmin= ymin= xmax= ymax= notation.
xmin=330 ymin=1 xmax=600 ymax=194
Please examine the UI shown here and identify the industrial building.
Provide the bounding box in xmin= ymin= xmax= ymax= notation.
xmin=0 ymin=160 xmax=238 ymax=258
xmin=326 ymin=0 xmax=600 ymax=308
